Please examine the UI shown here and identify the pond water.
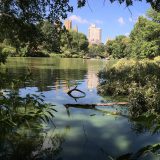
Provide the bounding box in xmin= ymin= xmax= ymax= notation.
xmin=1 ymin=57 xmax=160 ymax=160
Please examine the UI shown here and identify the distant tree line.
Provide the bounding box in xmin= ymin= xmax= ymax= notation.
xmin=106 ymin=9 xmax=160 ymax=59
xmin=0 ymin=20 xmax=89 ymax=57
xmin=60 ymin=30 xmax=89 ymax=58
xmin=1 ymin=0 xmax=160 ymax=60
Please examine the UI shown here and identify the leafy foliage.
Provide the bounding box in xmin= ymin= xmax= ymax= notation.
xmin=147 ymin=8 xmax=160 ymax=23
xmin=0 ymin=0 xmax=73 ymax=57
xmin=130 ymin=16 xmax=160 ymax=58
xmin=0 ymin=70 xmax=56 ymax=133
xmin=61 ymin=30 xmax=89 ymax=57
xmin=106 ymin=36 xmax=131 ymax=58
xmin=78 ymin=0 xmax=160 ymax=12
xmin=0 ymin=43 xmax=8 ymax=64
xmin=0 ymin=92 xmax=56 ymax=129
xmin=106 ymin=9 xmax=160 ymax=59
xmin=88 ymin=43 xmax=107 ymax=58
xmin=39 ymin=21 xmax=62 ymax=53
xmin=98 ymin=58 xmax=160 ymax=116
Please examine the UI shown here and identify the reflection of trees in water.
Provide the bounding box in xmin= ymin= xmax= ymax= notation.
xmin=0 ymin=127 xmax=67 ymax=160
xmin=64 ymin=104 xmax=160 ymax=159
xmin=129 ymin=112 xmax=160 ymax=135
xmin=1 ymin=68 xmax=87 ymax=92
xmin=116 ymin=114 xmax=160 ymax=159
xmin=2 ymin=58 xmax=106 ymax=92
xmin=0 ymin=70 xmax=66 ymax=160
xmin=0 ymin=91 xmax=62 ymax=160
xmin=115 ymin=143 xmax=160 ymax=160
xmin=0 ymin=69 xmax=32 ymax=90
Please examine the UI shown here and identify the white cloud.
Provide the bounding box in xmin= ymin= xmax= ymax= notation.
xmin=69 ymin=15 xmax=89 ymax=24
xmin=125 ymin=32 xmax=130 ymax=37
xmin=69 ymin=15 xmax=103 ymax=26
xmin=118 ymin=17 xmax=125 ymax=25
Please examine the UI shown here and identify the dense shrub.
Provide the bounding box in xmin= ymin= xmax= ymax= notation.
xmin=154 ymin=56 xmax=160 ymax=63
xmin=98 ymin=58 xmax=160 ymax=116
xmin=2 ymin=47 xmax=16 ymax=56
xmin=129 ymin=83 xmax=160 ymax=116
xmin=0 ymin=44 xmax=9 ymax=63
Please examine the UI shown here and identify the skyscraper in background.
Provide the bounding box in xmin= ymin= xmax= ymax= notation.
xmin=88 ymin=24 xmax=102 ymax=44
xmin=64 ymin=20 xmax=72 ymax=30
xmin=73 ymin=25 xmax=78 ymax=32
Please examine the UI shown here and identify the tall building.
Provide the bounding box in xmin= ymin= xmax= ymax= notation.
xmin=64 ymin=20 xmax=72 ymax=30
xmin=88 ymin=24 xmax=102 ymax=44
xmin=73 ymin=25 xmax=78 ymax=32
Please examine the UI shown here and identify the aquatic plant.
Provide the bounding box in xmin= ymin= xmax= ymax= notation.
xmin=0 ymin=91 xmax=56 ymax=130
xmin=0 ymin=69 xmax=57 ymax=133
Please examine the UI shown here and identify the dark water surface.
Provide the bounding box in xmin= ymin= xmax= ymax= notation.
xmin=1 ymin=57 xmax=160 ymax=160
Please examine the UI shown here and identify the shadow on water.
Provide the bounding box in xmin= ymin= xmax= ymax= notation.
xmin=0 ymin=125 xmax=67 ymax=160
xmin=0 ymin=58 xmax=160 ymax=160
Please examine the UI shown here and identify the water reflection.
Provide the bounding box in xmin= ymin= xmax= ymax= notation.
xmin=0 ymin=126 xmax=67 ymax=160
xmin=87 ymin=63 xmax=99 ymax=91
xmin=1 ymin=58 xmax=160 ymax=160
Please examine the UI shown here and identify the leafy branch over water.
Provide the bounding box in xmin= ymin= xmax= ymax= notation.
xmin=0 ymin=92 xmax=56 ymax=129
xmin=0 ymin=68 xmax=56 ymax=131
xmin=0 ymin=67 xmax=59 ymax=159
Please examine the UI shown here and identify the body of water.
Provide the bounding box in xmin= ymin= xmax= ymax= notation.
xmin=0 ymin=57 xmax=160 ymax=160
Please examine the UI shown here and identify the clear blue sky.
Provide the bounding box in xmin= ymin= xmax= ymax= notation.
xmin=66 ymin=0 xmax=150 ymax=43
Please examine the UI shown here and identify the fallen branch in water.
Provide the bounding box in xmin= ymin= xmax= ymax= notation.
xmin=64 ymin=103 xmax=129 ymax=118
xmin=67 ymin=86 xmax=86 ymax=101
xmin=67 ymin=85 xmax=86 ymax=96
xmin=64 ymin=102 xmax=128 ymax=108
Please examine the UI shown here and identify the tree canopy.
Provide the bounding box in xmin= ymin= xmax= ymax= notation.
xmin=1 ymin=0 xmax=160 ymax=45
xmin=1 ymin=0 xmax=160 ymax=62
xmin=130 ymin=16 xmax=160 ymax=58
xmin=106 ymin=35 xmax=130 ymax=58
xmin=0 ymin=0 xmax=73 ymax=57
xmin=106 ymin=9 xmax=160 ymax=59
xmin=77 ymin=0 xmax=160 ymax=12
xmin=61 ymin=30 xmax=89 ymax=54
xmin=39 ymin=21 xmax=61 ymax=53
xmin=147 ymin=8 xmax=160 ymax=23
xmin=88 ymin=43 xmax=106 ymax=58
